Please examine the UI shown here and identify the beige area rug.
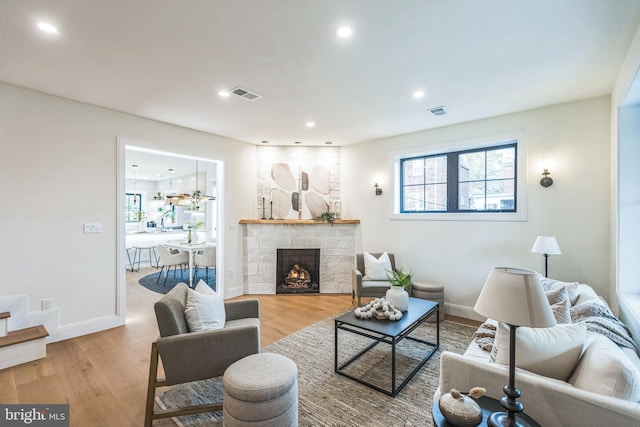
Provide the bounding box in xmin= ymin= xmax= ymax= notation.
xmin=157 ymin=314 xmax=476 ymax=427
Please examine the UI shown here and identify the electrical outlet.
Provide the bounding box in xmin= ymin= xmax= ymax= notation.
xmin=42 ymin=298 xmax=53 ymax=311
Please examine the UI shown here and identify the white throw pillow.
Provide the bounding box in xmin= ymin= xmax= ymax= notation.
xmin=569 ymin=332 xmax=640 ymax=401
xmin=195 ymin=279 xmax=215 ymax=295
xmin=363 ymin=252 xmax=392 ymax=280
xmin=184 ymin=285 xmax=225 ymax=332
xmin=491 ymin=322 xmax=586 ymax=381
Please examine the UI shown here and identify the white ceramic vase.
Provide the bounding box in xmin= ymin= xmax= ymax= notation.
xmin=386 ymin=286 xmax=409 ymax=311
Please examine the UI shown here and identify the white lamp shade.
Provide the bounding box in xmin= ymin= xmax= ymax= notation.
xmin=474 ymin=267 xmax=556 ymax=328
xmin=531 ymin=236 xmax=562 ymax=255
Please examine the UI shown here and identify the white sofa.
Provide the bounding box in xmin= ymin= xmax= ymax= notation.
xmin=437 ymin=277 xmax=640 ymax=427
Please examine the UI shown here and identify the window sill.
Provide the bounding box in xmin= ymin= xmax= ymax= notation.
xmin=390 ymin=211 xmax=527 ymax=222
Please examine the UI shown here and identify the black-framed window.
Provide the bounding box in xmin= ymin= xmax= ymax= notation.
xmin=125 ymin=193 xmax=142 ymax=222
xmin=400 ymin=142 xmax=517 ymax=213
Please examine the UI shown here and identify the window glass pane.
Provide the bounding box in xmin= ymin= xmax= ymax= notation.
xmin=487 ymin=147 xmax=515 ymax=180
xmin=425 ymin=183 xmax=447 ymax=211
xmin=403 ymin=158 xmax=425 ymax=185
xmin=126 ymin=193 xmax=141 ymax=222
xmin=403 ymin=186 xmax=424 ymax=211
xmin=461 ymin=181 xmax=486 ymax=210
xmin=459 ymin=151 xmax=486 ymax=182
xmin=487 ymin=179 xmax=515 ymax=210
xmin=425 ymin=155 xmax=447 ymax=184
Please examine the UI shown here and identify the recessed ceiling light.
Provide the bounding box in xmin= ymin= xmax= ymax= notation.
xmin=218 ymin=90 xmax=230 ymax=97
xmin=37 ymin=22 xmax=59 ymax=33
xmin=261 ymin=140 xmax=269 ymax=144
xmin=306 ymin=121 xmax=315 ymax=128
xmin=413 ymin=90 xmax=425 ymax=99
xmin=294 ymin=141 xmax=302 ymax=145
xmin=336 ymin=26 xmax=353 ymax=38
xmin=325 ymin=141 xmax=333 ymax=145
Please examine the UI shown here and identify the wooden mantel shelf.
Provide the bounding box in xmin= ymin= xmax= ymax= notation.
xmin=239 ymin=219 xmax=360 ymax=224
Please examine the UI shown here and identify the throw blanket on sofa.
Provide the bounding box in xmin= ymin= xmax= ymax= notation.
xmin=473 ymin=322 xmax=497 ymax=351
xmin=570 ymin=302 xmax=638 ymax=351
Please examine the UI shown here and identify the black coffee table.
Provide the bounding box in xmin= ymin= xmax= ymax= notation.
xmin=334 ymin=297 xmax=439 ymax=396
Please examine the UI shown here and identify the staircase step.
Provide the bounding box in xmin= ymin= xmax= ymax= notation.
xmin=0 ymin=311 xmax=8 ymax=337
xmin=0 ymin=325 xmax=49 ymax=348
xmin=0 ymin=326 xmax=49 ymax=370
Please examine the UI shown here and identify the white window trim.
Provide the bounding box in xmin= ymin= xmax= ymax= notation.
xmin=391 ymin=132 xmax=528 ymax=222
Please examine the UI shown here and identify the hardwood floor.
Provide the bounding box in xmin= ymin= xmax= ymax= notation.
xmin=0 ymin=267 xmax=353 ymax=426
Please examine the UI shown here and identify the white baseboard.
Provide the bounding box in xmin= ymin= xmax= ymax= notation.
xmin=444 ymin=303 xmax=486 ymax=322
xmin=51 ymin=315 xmax=125 ymax=343
xmin=0 ymin=293 xmax=125 ymax=343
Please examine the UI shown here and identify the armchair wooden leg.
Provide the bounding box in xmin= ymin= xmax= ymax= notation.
xmin=144 ymin=342 xmax=160 ymax=427
xmin=144 ymin=341 xmax=224 ymax=426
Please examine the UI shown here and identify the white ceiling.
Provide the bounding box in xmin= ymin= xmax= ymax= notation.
xmin=126 ymin=148 xmax=217 ymax=181
xmin=2 ymin=0 xmax=640 ymax=147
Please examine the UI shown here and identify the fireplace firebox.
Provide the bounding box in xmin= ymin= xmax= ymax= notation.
xmin=276 ymin=248 xmax=320 ymax=294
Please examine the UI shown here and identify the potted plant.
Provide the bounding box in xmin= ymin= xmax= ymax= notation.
xmin=385 ymin=269 xmax=412 ymax=311
xmin=187 ymin=221 xmax=205 ymax=244
xmin=314 ymin=211 xmax=340 ymax=224
xmin=162 ymin=209 xmax=176 ymax=223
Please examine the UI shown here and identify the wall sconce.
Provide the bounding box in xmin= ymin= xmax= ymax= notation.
xmin=374 ymin=183 xmax=383 ymax=196
xmin=540 ymin=169 xmax=554 ymax=188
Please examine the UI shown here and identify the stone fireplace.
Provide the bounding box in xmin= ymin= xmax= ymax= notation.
xmin=240 ymin=219 xmax=359 ymax=294
xmin=276 ymin=248 xmax=320 ymax=294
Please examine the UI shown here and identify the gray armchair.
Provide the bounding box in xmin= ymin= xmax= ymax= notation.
xmin=352 ymin=252 xmax=410 ymax=307
xmin=144 ymin=283 xmax=260 ymax=426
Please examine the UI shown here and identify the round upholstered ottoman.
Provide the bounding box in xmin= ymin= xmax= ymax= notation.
xmin=411 ymin=281 xmax=445 ymax=322
xmin=223 ymin=353 xmax=298 ymax=427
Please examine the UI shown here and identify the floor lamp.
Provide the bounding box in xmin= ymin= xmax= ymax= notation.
xmin=474 ymin=267 xmax=556 ymax=427
xmin=530 ymin=236 xmax=561 ymax=277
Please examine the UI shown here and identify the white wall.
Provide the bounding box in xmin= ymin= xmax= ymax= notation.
xmin=342 ymin=97 xmax=611 ymax=319
xmin=0 ymin=82 xmax=255 ymax=340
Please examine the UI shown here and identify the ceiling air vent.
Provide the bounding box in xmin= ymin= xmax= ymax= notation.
xmin=428 ymin=106 xmax=447 ymax=116
xmin=231 ymin=86 xmax=262 ymax=101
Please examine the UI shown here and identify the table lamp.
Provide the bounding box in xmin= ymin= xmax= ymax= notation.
xmin=474 ymin=267 xmax=556 ymax=427
xmin=530 ymin=236 xmax=561 ymax=277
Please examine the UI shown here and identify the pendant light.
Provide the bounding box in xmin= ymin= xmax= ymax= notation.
xmin=132 ymin=164 xmax=139 ymax=203
xmin=191 ymin=160 xmax=214 ymax=212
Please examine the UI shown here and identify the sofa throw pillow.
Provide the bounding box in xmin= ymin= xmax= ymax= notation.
xmin=546 ymin=287 xmax=571 ymax=324
xmin=568 ymin=332 xmax=640 ymax=401
xmin=195 ymin=279 xmax=215 ymax=295
xmin=184 ymin=285 xmax=226 ymax=332
xmin=363 ymin=252 xmax=392 ymax=280
xmin=491 ymin=322 xmax=586 ymax=381
xmin=550 ymin=299 xmax=572 ymax=324
xmin=546 ymin=286 xmax=568 ymax=305
xmin=538 ymin=274 xmax=580 ymax=305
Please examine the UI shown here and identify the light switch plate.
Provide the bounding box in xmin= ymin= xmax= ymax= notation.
xmin=84 ymin=223 xmax=102 ymax=233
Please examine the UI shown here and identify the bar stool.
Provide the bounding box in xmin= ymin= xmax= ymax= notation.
xmin=126 ymin=248 xmax=136 ymax=272
xmin=132 ymin=245 xmax=160 ymax=270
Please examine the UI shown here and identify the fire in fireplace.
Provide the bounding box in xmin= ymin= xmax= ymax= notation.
xmin=276 ymin=249 xmax=320 ymax=294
